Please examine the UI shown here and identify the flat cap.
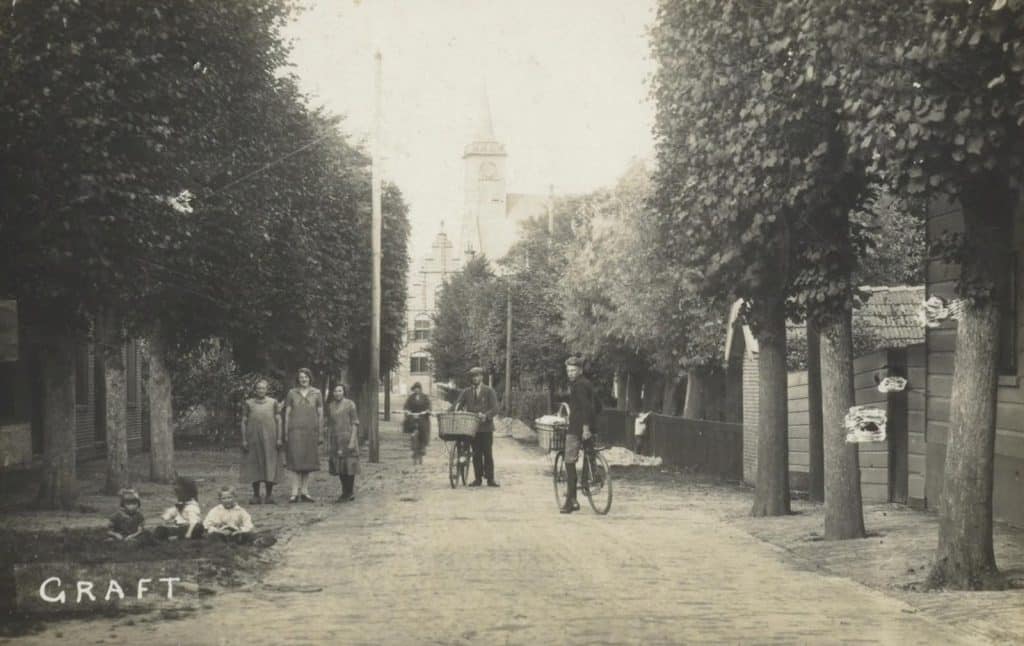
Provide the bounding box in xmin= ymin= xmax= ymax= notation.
xmin=565 ymin=356 xmax=583 ymax=368
xmin=468 ymin=366 xmax=485 ymax=375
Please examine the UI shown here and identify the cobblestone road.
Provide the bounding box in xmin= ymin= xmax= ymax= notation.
xmin=9 ymin=425 xmax=985 ymax=645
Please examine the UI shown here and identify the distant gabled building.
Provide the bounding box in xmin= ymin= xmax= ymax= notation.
xmin=391 ymin=227 xmax=459 ymax=400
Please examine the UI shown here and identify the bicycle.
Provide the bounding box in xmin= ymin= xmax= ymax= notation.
xmin=436 ymin=409 xmax=479 ymax=489
xmin=553 ymin=437 xmax=613 ymax=515
xmin=447 ymin=436 xmax=473 ymax=488
xmin=404 ymin=410 xmax=432 ymax=465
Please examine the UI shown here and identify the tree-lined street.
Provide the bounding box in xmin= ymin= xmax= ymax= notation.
xmin=6 ymin=425 xmax=1002 ymax=645
xmin=3 ymin=0 xmax=1024 ymax=642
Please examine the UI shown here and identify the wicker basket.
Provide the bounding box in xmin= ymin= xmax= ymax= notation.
xmin=535 ymin=403 xmax=569 ymax=452
xmin=536 ymin=426 xmax=566 ymax=452
xmin=437 ymin=411 xmax=479 ymax=440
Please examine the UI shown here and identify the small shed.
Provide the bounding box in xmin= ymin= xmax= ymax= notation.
xmin=727 ymin=287 xmax=926 ymax=503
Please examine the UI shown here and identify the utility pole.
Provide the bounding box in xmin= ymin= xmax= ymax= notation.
xmin=504 ymin=281 xmax=513 ymax=413
xmin=369 ymin=50 xmax=383 ymax=463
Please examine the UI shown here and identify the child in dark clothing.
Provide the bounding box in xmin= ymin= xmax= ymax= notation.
xmin=107 ymin=488 xmax=145 ymax=541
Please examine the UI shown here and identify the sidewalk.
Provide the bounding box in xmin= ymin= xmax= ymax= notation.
xmin=613 ymin=465 xmax=1024 ymax=645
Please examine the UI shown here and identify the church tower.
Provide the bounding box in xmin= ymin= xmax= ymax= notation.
xmin=460 ymin=88 xmax=508 ymax=259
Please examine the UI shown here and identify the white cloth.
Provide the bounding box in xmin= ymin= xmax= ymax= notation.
xmin=161 ymin=500 xmax=202 ymax=526
xmin=203 ymin=504 xmax=254 ymax=534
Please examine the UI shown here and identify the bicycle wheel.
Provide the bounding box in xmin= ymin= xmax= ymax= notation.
xmin=582 ymin=451 xmax=612 ymax=515
xmin=448 ymin=442 xmax=460 ymax=488
xmin=552 ymin=450 xmax=567 ymax=509
xmin=458 ymin=441 xmax=471 ymax=485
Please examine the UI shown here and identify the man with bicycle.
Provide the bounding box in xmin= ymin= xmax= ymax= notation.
xmin=561 ymin=356 xmax=597 ymax=514
xmin=455 ymin=366 xmax=500 ymax=487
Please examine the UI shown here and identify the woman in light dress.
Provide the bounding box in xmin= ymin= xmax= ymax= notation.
xmin=281 ymin=368 xmax=323 ymax=503
xmin=240 ymin=379 xmax=283 ymax=504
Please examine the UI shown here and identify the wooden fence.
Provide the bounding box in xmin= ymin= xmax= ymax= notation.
xmin=596 ymin=410 xmax=743 ymax=481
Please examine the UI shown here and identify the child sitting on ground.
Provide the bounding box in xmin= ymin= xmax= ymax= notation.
xmin=203 ymin=486 xmax=255 ymax=544
xmin=107 ymin=488 xmax=145 ymax=541
xmin=154 ymin=476 xmax=205 ymax=540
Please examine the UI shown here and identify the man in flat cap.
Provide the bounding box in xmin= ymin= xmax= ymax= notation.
xmin=455 ymin=367 xmax=500 ymax=486
xmin=562 ymin=355 xmax=597 ymax=513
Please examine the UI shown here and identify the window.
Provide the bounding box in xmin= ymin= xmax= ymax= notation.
xmin=410 ymin=352 xmax=430 ymax=375
xmin=413 ymin=315 xmax=432 ymax=342
xmin=999 ymin=254 xmax=1017 ymax=376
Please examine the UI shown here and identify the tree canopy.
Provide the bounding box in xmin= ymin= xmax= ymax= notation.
xmin=0 ymin=0 xmax=409 ymax=383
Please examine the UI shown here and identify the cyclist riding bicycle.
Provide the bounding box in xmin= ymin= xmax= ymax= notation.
xmin=561 ymin=356 xmax=597 ymax=514
xmin=403 ymin=382 xmax=432 ymax=465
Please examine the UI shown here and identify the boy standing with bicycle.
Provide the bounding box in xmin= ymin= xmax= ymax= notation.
xmin=562 ymin=356 xmax=597 ymax=514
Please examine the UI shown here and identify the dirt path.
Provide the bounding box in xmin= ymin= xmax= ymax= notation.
xmin=6 ymin=425 xmax=984 ymax=645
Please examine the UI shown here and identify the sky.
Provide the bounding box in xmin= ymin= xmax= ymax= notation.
xmin=286 ymin=0 xmax=657 ymax=260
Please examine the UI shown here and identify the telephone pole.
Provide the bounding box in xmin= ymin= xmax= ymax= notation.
xmin=504 ymin=282 xmax=513 ymax=413
xmin=369 ymin=50 xmax=383 ymax=463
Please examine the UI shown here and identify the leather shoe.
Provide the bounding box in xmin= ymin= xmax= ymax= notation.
xmin=487 ymin=481 xmax=500 ymax=487
xmin=560 ymin=502 xmax=576 ymax=514
xmin=468 ymin=480 xmax=482 ymax=487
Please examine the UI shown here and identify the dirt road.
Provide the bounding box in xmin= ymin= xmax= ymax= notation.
xmin=7 ymin=424 xmax=983 ymax=645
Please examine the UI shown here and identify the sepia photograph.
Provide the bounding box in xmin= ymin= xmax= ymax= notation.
xmin=1 ymin=0 xmax=1023 ymax=643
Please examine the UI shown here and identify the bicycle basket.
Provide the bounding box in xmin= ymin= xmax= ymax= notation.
xmin=534 ymin=403 xmax=569 ymax=452
xmin=437 ymin=411 xmax=479 ymax=440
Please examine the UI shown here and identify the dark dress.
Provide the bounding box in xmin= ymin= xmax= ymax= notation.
xmin=283 ymin=387 xmax=322 ymax=473
xmin=404 ymin=392 xmax=432 ymax=457
xmin=326 ymin=398 xmax=360 ymax=476
xmin=240 ymin=397 xmax=284 ymax=483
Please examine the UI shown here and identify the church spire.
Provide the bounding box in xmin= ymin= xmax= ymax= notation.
xmin=475 ymin=84 xmax=495 ymax=141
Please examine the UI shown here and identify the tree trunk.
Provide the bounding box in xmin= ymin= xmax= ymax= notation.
xmin=146 ymin=331 xmax=175 ymax=483
xmin=644 ymin=371 xmax=665 ymax=412
xmin=751 ymin=298 xmax=791 ymax=517
xmin=927 ymin=178 xmax=1012 ymax=590
xmin=662 ymin=374 xmax=681 ymax=416
xmin=626 ymin=370 xmax=643 ymax=413
xmin=820 ymin=313 xmax=865 ymax=539
xmin=36 ymin=339 xmax=78 ymax=509
xmin=806 ymin=320 xmax=825 ymax=503
xmin=100 ymin=311 xmax=129 ymax=494
xmin=929 ymin=298 xmax=1003 ymax=589
xmin=683 ymin=367 xmax=708 ymax=419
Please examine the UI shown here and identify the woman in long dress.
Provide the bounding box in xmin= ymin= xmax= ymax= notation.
xmin=282 ymin=368 xmax=323 ymax=503
xmin=326 ymin=384 xmax=360 ymax=502
xmin=240 ymin=379 xmax=283 ymax=504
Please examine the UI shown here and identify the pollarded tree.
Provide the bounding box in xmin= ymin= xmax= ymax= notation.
xmin=0 ymin=0 xmax=299 ymax=497
xmin=651 ymin=1 xmax=882 ymax=527
xmin=651 ymin=0 xmax=802 ymax=517
xmin=829 ymin=0 xmax=1024 ymax=589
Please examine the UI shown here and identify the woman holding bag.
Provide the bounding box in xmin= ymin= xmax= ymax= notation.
xmin=326 ymin=383 xmax=360 ymax=502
